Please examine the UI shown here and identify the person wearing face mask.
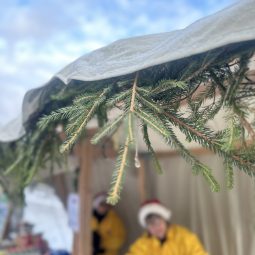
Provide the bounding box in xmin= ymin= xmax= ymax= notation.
xmin=126 ymin=199 xmax=208 ymax=255
xmin=91 ymin=192 xmax=126 ymax=255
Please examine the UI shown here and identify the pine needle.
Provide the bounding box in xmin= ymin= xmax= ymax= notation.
xmin=130 ymin=73 xmax=139 ymax=112
xmin=105 ymin=90 xmax=131 ymax=108
xmin=4 ymin=156 xmax=24 ymax=175
xmin=224 ymin=160 xmax=234 ymax=190
xmin=40 ymin=104 xmax=86 ymax=127
xmin=107 ymin=136 xmax=130 ymax=205
xmin=24 ymin=142 xmax=45 ymax=185
xmin=198 ymin=164 xmax=220 ymax=192
xmin=60 ymin=88 xmax=110 ymax=152
xmin=128 ymin=113 xmax=134 ymax=143
xmin=73 ymin=94 xmax=97 ymax=105
xmin=136 ymin=93 xmax=162 ymax=113
xmin=91 ymin=113 xmax=126 ymax=144
xmin=142 ymin=124 xmax=163 ymax=174
xmin=134 ymin=108 xmax=170 ymax=138
xmin=162 ymin=122 xmax=220 ymax=192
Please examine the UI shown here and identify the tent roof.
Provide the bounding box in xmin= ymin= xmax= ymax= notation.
xmin=56 ymin=0 xmax=255 ymax=83
xmin=0 ymin=0 xmax=255 ymax=142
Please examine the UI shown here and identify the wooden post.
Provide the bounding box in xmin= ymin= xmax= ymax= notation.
xmin=52 ymin=173 xmax=68 ymax=207
xmin=72 ymin=233 xmax=79 ymax=255
xmin=1 ymin=203 xmax=13 ymax=240
xmin=138 ymin=158 xmax=146 ymax=203
xmin=78 ymin=139 xmax=93 ymax=255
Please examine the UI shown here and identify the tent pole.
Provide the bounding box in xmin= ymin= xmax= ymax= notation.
xmin=138 ymin=158 xmax=146 ymax=203
xmin=78 ymin=138 xmax=93 ymax=255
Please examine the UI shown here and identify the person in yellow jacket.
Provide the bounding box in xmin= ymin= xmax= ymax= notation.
xmin=127 ymin=199 xmax=208 ymax=255
xmin=92 ymin=192 xmax=126 ymax=255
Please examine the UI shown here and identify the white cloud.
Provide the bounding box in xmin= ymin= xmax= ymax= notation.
xmin=0 ymin=0 xmax=234 ymax=125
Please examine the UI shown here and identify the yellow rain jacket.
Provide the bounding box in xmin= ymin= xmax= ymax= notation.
xmin=92 ymin=209 xmax=126 ymax=255
xmin=127 ymin=224 xmax=208 ymax=255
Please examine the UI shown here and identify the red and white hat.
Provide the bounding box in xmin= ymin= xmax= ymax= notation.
xmin=92 ymin=192 xmax=107 ymax=209
xmin=138 ymin=199 xmax=172 ymax=228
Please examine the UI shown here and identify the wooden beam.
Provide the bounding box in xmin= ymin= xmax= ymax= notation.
xmin=138 ymin=147 xmax=213 ymax=159
xmin=78 ymin=139 xmax=93 ymax=255
xmin=155 ymin=147 xmax=213 ymax=158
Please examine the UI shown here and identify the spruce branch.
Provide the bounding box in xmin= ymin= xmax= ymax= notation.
xmin=105 ymin=90 xmax=131 ymax=108
xmin=162 ymin=123 xmax=220 ymax=192
xmin=6 ymin=48 xmax=255 ymax=204
xmin=220 ymin=114 xmax=240 ymax=152
xmin=136 ymin=93 xmax=163 ymax=113
xmin=107 ymin=73 xmax=139 ymax=205
xmin=24 ymin=142 xmax=45 ymax=185
xmin=64 ymin=111 xmax=88 ymax=136
xmin=130 ymin=72 xmax=139 ymax=112
xmin=224 ymin=159 xmax=234 ymax=190
xmin=164 ymin=111 xmax=217 ymax=145
xmin=97 ymin=105 xmax=108 ymax=128
xmin=38 ymin=105 xmax=83 ymax=130
xmin=195 ymin=163 xmax=220 ymax=192
xmin=4 ymin=156 xmax=24 ymax=175
xmin=182 ymin=52 xmax=220 ymax=81
xmin=91 ymin=113 xmax=126 ymax=145
xmin=142 ymin=124 xmax=163 ymax=174
xmin=164 ymin=111 xmax=255 ymax=175
xmin=128 ymin=112 xmax=134 ymax=143
xmin=136 ymin=87 xmax=151 ymax=94
xmin=239 ymin=116 xmax=255 ymax=141
xmin=134 ymin=108 xmax=170 ymax=138
xmin=107 ymin=134 xmax=130 ymax=205
xmin=224 ymin=54 xmax=251 ymax=104
xmin=60 ymin=87 xmax=111 ymax=152
xmin=73 ymin=94 xmax=97 ymax=105
xmin=151 ymin=80 xmax=187 ymax=94
xmin=209 ymin=70 xmax=226 ymax=94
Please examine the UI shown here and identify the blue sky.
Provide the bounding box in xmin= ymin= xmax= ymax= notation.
xmin=0 ymin=0 xmax=234 ymax=125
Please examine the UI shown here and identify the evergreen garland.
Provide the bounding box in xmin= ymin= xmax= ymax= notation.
xmin=0 ymin=123 xmax=65 ymax=200
xmin=3 ymin=47 xmax=255 ymax=205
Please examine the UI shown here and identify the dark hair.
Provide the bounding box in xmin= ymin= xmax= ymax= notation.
xmin=145 ymin=214 xmax=164 ymax=224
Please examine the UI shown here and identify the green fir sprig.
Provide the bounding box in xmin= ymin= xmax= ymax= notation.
xmin=4 ymin=48 xmax=255 ymax=204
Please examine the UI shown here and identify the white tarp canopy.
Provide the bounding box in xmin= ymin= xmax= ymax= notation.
xmin=0 ymin=0 xmax=255 ymax=142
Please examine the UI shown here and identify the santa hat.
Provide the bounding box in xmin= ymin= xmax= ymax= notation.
xmin=138 ymin=199 xmax=172 ymax=228
xmin=92 ymin=192 xmax=107 ymax=209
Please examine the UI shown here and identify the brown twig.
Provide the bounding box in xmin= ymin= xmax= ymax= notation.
xmin=130 ymin=72 xmax=139 ymax=112
xmin=239 ymin=116 xmax=255 ymax=141
xmin=163 ymin=111 xmax=255 ymax=171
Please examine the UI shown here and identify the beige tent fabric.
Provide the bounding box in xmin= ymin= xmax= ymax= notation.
xmin=91 ymin=158 xmax=143 ymax=253
xmin=90 ymin=153 xmax=255 ymax=255
xmin=153 ymin=154 xmax=255 ymax=255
